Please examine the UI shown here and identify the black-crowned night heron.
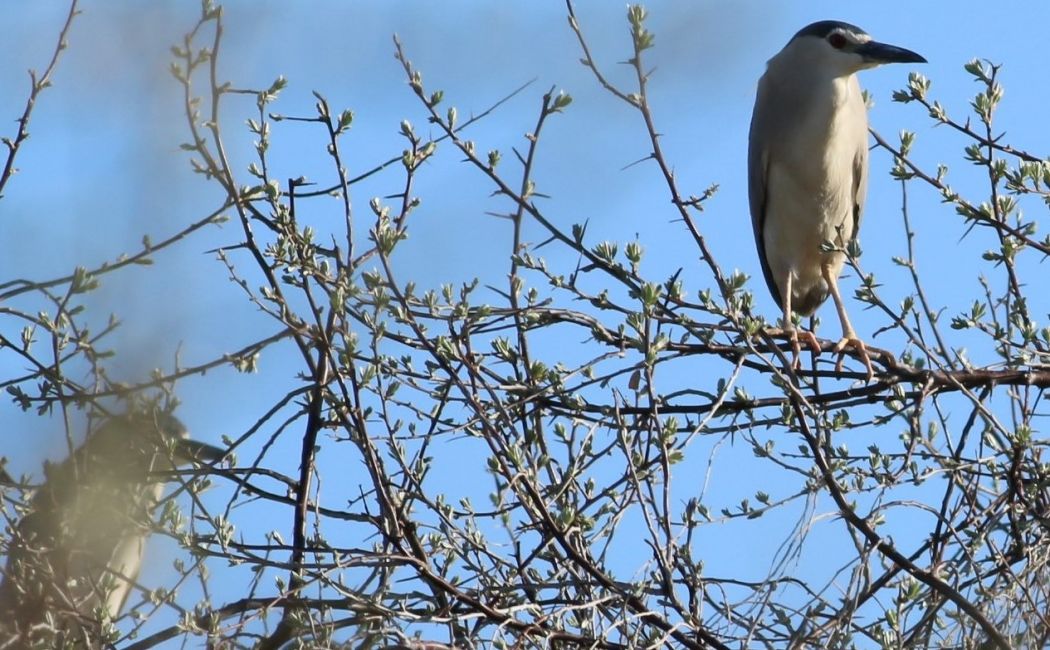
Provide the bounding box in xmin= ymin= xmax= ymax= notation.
xmin=748 ymin=20 xmax=926 ymax=378
xmin=0 ymin=411 xmax=224 ymax=646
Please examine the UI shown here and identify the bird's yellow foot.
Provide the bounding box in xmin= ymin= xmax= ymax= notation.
xmin=833 ymin=337 xmax=874 ymax=380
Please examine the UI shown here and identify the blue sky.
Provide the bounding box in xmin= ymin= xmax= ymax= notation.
xmin=1 ymin=1 xmax=1048 ymax=644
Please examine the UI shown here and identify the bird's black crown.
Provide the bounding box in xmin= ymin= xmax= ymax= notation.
xmin=792 ymin=20 xmax=866 ymax=41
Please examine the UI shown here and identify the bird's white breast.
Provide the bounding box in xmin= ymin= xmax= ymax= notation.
xmin=761 ymin=74 xmax=867 ymax=313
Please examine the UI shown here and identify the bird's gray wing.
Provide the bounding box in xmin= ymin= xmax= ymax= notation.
xmin=851 ymin=140 xmax=869 ymax=241
xmin=747 ymin=79 xmax=784 ymax=310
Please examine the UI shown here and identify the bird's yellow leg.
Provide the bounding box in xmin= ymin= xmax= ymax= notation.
xmin=783 ymin=272 xmax=820 ymax=369
xmin=821 ymin=262 xmax=874 ymax=380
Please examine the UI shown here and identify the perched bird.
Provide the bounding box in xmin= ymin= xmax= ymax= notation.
xmin=748 ymin=20 xmax=926 ymax=377
xmin=0 ymin=411 xmax=225 ymax=647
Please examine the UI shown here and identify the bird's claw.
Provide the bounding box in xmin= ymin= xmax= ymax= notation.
xmin=833 ymin=337 xmax=875 ymax=381
xmin=787 ymin=328 xmax=821 ymax=370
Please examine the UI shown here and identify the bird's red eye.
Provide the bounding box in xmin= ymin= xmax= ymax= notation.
xmin=828 ymin=33 xmax=847 ymax=49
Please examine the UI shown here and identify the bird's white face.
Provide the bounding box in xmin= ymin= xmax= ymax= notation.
xmin=783 ymin=28 xmax=876 ymax=77
xmin=821 ymin=27 xmax=880 ymax=71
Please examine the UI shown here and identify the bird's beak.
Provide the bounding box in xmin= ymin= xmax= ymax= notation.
xmin=856 ymin=40 xmax=926 ymax=64
xmin=174 ymin=439 xmax=228 ymax=464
